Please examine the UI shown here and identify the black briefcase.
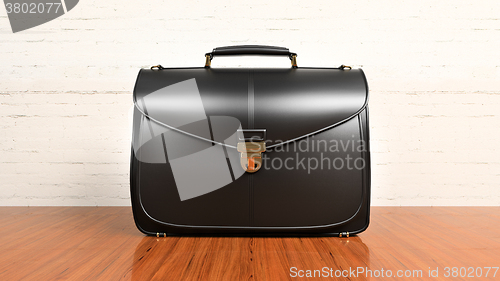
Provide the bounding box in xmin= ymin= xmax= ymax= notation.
xmin=130 ymin=45 xmax=370 ymax=236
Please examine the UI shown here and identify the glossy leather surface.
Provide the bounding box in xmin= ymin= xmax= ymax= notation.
xmin=131 ymin=67 xmax=370 ymax=235
xmin=134 ymin=68 xmax=368 ymax=146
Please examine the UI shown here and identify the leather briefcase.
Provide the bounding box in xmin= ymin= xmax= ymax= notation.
xmin=130 ymin=45 xmax=370 ymax=236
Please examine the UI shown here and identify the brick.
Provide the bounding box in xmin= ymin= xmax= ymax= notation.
xmin=1 ymin=0 xmax=499 ymax=205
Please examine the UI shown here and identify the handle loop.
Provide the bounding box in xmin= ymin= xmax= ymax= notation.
xmin=205 ymin=45 xmax=297 ymax=68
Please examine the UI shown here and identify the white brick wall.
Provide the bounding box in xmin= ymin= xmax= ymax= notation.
xmin=0 ymin=0 xmax=499 ymax=206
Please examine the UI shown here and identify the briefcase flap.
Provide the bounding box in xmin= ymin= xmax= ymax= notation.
xmin=133 ymin=67 xmax=368 ymax=147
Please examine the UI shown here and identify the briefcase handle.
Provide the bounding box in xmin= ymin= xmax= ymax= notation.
xmin=205 ymin=45 xmax=298 ymax=68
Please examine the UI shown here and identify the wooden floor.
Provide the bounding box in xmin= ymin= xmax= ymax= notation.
xmin=0 ymin=207 xmax=499 ymax=280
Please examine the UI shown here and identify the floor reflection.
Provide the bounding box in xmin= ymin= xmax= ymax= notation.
xmin=131 ymin=235 xmax=370 ymax=280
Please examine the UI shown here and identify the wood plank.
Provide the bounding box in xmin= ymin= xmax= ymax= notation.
xmin=0 ymin=207 xmax=498 ymax=280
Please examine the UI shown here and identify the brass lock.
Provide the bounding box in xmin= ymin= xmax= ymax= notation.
xmin=237 ymin=141 xmax=266 ymax=173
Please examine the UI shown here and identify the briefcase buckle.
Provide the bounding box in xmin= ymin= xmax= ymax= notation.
xmin=237 ymin=141 xmax=266 ymax=173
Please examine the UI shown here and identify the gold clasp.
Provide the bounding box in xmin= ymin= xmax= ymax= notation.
xmin=237 ymin=141 xmax=266 ymax=173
